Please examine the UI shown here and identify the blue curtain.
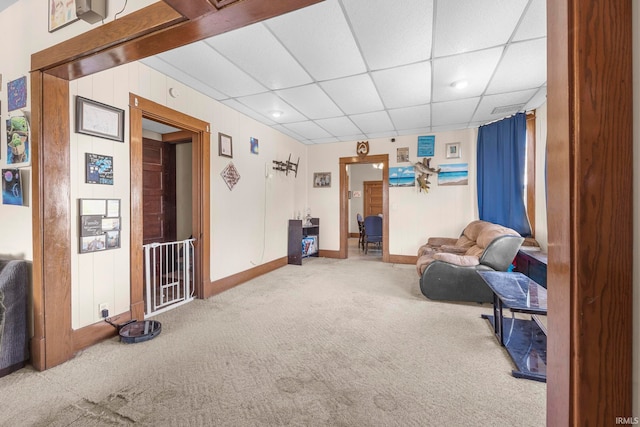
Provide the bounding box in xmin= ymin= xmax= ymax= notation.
xmin=477 ymin=113 xmax=531 ymax=236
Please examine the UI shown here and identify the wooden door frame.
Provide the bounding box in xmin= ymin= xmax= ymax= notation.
xmin=339 ymin=155 xmax=389 ymax=262
xmin=27 ymin=0 xmax=633 ymax=423
xmin=129 ymin=94 xmax=210 ymax=320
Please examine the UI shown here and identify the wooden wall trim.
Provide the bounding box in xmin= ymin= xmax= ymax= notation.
xmin=388 ymin=255 xmax=417 ymax=265
xmin=39 ymin=73 xmax=74 ymax=369
xmin=29 ymin=72 xmax=45 ymax=371
xmin=205 ymin=257 xmax=288 ymax=298
xmin=72 ymin=311 xmax=133 ymax=352
xmin=547 ymin=0 xmax=633 ymax=425
xmin=526 ymin=112 xmax=536 ymax=236
xmin=318 ymin=250 xmax=340 ymax=258
xmin=339 ymin=155 xmax=390 ymax=262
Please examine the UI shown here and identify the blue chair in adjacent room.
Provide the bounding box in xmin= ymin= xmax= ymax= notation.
xmin=363 ymin=215 xmax=383 ymax=254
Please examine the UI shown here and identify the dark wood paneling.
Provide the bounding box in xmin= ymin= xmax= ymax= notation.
xmin=205 ymin=257 xmax=288 ymax=298
xmin=547 ymin=0 xmax=632 ymax=425
xmin=41 ymin=73 xmax=73 ymax=369
xmin=163 ymin=0 xmax=217 ymax=18
xmin=29 ymin=72 xmax=45 ymax=371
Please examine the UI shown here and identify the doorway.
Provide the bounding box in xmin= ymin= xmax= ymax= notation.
xmin=339 ymin=154 xmax=389 ymax=262
xmin=129 ymin=93 xmax=211 ymax=320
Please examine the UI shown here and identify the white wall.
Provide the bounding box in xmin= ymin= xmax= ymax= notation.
xmin=68 ymin=62 xmax=307 ymax=327
xmin=306 ymin=129 xmax=479 ymax=256
xmin=0 ymin=0 xmax=156 ymax=262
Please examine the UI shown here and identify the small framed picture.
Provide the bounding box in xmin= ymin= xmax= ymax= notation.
xmin=313 ymin=172 xmax=331 ymax=188
xmin=49 ymin=0 xmax=79 ymax=32
xmin=446 ymin=142 xmax=461 ymax=159
xmin=397 ymin=147 xmax=409 ymax=163
xmin=218 ymin=132 xmax=232 ymax=158
xmin=75 ymin=96 xmax=125 ymax=142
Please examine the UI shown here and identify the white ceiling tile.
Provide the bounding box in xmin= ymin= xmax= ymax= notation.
xmin=314 ymin=117 xmax=361 ymax=136
xmin=309 ymin=137 xmax=341 ymax=144
xmin=204 ymin=23 xmax=312 ymax=90
xmin=140 ymin=57 xmax=228 ymax=100
xmin=276 ymin=85 xmax=343 ymax=119
xmin=431 ymin=98 xmax=480 ymax=126
xmin=472 ymin=89 xmax=537 ymax=123
xmin=513 ymin=0 xmax=546 ymax=41
xmin=430 ymin=123 xmax=469 ymax=132
xmin=486 ymin=38 xmax=547 ymax=94
xmin=282 ymin=121 xmax=333 ymax=140
xmin=265 ymin=0 xmax=366 ymax=81
xmin=156 ymin=42 xmax=267 ymax=97
xmin=432 ymin=47 xmax=503 ymax=102
xmin=272 ymin=124 xmax=306 ymax=141
xmin=338 ymin=134 xmax=367 ymax=142
xmin=220 ymin=99 xmax=276 ymax=126
xmin=349 ymin=111 xmax=394 ymax=134
xmin=434 ymin=0 xmax=528 ymax=57
xmin=371 ymin=62 xmax=431 ymax=109
xmin=235 ymin=92 xmax=307 ymax=123
xmin=366 ymin=131 xmax=398 ymax=139
xmin=342 ymin=0 xmax=434 ymax=70
xmin=397 ymin=127 xmax=431 ymax=137
xmin=524 ymin=86 xmax=547 ymax=110
xmin=388 ymin=105 xmax=431 ymax=130
xmin=320 ymin=74 xmax=384 ymax=115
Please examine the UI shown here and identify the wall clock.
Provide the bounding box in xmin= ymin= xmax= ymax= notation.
xmin=356 ymin=140 xmax=369 ymax=157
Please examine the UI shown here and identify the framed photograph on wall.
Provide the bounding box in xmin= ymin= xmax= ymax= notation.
xmin=218 ymin=133 xmax=233 ymax=158
xmin=313 ymin=172 xmax=331 ymax=188
xmin=446 ymin=142 xmax=461 ymax=159
xmin=75 ymin=96 xmax=125 ymax=142
xmin=49 ymin=0 xmax=79 ymax=32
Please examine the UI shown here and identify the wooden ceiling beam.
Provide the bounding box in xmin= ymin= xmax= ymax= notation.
xmin=33 ymin=0 xmax=323 ymax=81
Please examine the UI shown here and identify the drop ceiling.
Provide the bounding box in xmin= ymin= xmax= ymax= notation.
xmin=142 ymin=0 xmax=547 ymax=144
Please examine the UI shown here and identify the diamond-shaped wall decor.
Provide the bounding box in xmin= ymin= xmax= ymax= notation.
xmin=221 ymin=162 xmax=241 ymax=190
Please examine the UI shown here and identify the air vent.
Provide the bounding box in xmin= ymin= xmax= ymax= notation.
xmin=491 ymin=104 xmax=525 ymax=115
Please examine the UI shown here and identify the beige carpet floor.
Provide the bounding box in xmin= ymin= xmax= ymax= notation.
xmin=0 ymin=257 xmax=546 ymax=426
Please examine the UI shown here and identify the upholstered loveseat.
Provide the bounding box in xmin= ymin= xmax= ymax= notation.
xmin=416 ymin=220 xmax=524 ymax=303
xmin=0 ymin=259 xmax=29 ymax=377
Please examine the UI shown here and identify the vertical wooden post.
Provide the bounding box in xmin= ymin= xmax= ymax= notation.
xmin=547 ymin=0 xmax=633 ymax=424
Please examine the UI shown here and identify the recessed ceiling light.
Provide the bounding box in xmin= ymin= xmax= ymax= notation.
xmin=451 ymin=80 xmax=468 ymax=90
xmin=270 ymin=110 xmax=283 ymax=118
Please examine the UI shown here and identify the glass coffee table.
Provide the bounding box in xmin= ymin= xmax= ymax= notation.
xmin=478 ymin=271 xmax=547 ymax=382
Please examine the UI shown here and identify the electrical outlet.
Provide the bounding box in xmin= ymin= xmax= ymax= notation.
xmin=99 ymin=303 xmax=109 ymax=318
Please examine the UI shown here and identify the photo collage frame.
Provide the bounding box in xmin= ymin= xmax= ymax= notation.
xmin=79 ymin=198 xmax=121 ymax=253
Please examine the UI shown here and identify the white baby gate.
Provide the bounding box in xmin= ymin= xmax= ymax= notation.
xmin=143 ymin=238 xmax=195 ymax=317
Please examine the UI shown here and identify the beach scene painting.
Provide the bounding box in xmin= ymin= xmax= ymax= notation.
xmin=389 ymin=166 xmax=415 ymax=187
xmin=438 ymin=163 xmax=468 ymax=186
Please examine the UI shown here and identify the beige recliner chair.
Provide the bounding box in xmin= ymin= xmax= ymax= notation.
xmin=416 ymin=220 xmax=524 ymax=303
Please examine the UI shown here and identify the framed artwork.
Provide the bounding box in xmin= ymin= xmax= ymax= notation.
xmin=250 ymin=137 xmax=259 ymax=154
xmin=313 ymin=172 xmax=331 ymax=188
xmin=2 ymin=169 xmax=23 ymax=206
xmin=397 ymin=147 xmax=409 ymax=163
xmin=49 ymin=0 xmax=78 ymax=32
xmin=438 ymin=163 xmax=468 ymax=186
xmin=7 ymin=77 xmax=27 ymax=111
xmin=85 ymin=153 xmax=113 ymax=185
xmin=417 ymin=135 xmax=435 ymax=157
xmin=75 ymin=96 xmax=125 ymax=142
xmin=78 ymin=198 xmax=122 ymax=253
xmin=6 ymin=115 xmax=30 ymax=167
xmin=389 ymin=166 xmax=415 ymax=187
xmin=218 ymin=133 xmax=232 ymax=158
xmin=446 ymin=142 xmax=461 ymax=159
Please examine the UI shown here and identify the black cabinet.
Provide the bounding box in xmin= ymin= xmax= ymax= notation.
xmin=514 ymin=250 xmax=548 ymax=288
xmin=287 ymin=218 xmax=319 ymax=265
